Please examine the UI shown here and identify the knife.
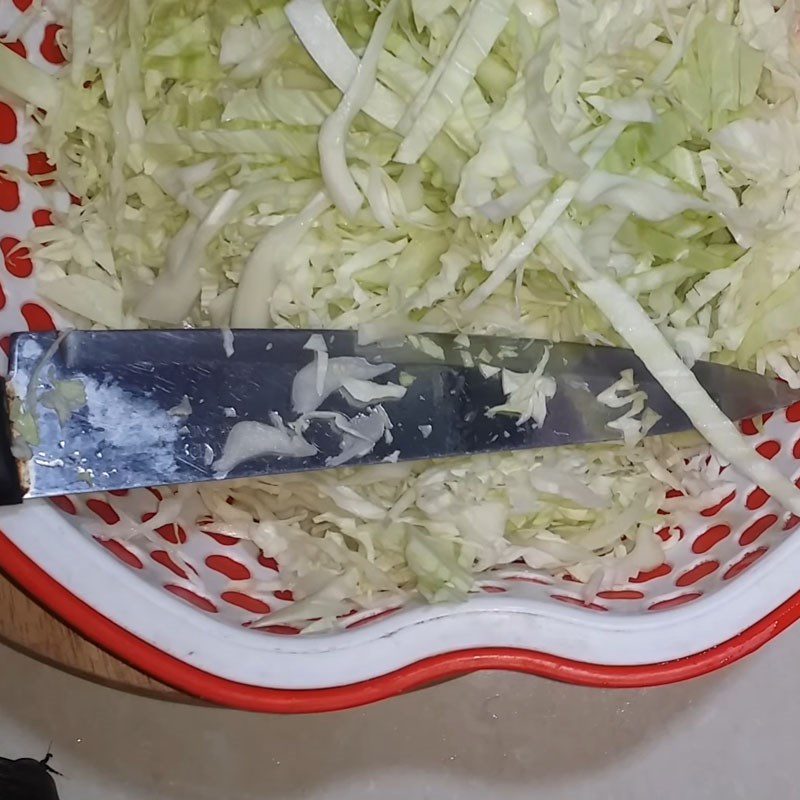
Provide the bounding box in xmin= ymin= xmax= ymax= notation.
xmin=0 ymin=328 xmax=796 ymax=504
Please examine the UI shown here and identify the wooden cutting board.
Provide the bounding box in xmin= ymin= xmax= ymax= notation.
xmin=0 ymin=571 xmax=187 ymax=700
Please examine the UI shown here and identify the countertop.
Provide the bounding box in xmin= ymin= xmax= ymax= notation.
xmin=0 ymin=626 xmax=798 ymax=800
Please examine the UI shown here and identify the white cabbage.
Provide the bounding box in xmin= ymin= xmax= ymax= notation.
xmin=213 ymin=418 xmax=318 ymax=475
xmin=4 ymin=0 xmax=800 ymax=628
xmin=487 ymin=347 xmax=557 ymax=426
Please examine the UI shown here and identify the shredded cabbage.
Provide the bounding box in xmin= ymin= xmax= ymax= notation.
xmin=487 ymin=346 xmax=556 ymax=426
xmin=291 ymin=356 xmax=396 ymax=414
xmin=6 ymin=0 xmax=800 ymax=629
xmin=316 ymin=0 xmax=398 ymax=218
xmin=213 ymin=417 xmax=318 ymax=475
xmin=166 ymin=394 xmax=193 ymax=418
xmin=597 ymin=370 xmax=661 ymax=448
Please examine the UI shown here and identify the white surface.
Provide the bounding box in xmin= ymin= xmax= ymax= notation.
xmin=4 ymin=496 xmax=800 ymax=688
xmin=1 ymin=635 xmax=798 ymax=800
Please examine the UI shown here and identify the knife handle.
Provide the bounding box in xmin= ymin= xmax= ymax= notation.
xmin=0 ymin=379 xmax=24 ymax=505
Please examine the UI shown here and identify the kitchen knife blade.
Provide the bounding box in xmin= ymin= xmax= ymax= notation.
xmin=0 ymin=328 xmax=797 ymax=503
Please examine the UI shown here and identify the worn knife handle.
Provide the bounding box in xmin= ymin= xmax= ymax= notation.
xmin=0 ymin=378 xmax=24 ymax=505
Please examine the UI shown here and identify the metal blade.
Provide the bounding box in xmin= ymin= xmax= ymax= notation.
xmin=8 ymin=329 xmax=799 ymax=499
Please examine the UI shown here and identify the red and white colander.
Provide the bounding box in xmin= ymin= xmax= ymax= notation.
xmin=1 ymin=4 xmax=800 ymax=713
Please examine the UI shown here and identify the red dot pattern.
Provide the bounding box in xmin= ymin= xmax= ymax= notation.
xmin=700 ymin=491 xmax=735 ymax=517
xmin=95 ymin=538 xmax=143 ymax=570
xmin=675 ymin=561 xmax=719 ymax=587
xmin=784 ymin=515 xmax=800 ymax=532
xmin=2 ymin=40 xmax=26 ymax=59
xmin=40 ymin=24 xmax=66 ymax=65
xmin=723 ymin=548 xmax=768 ymax=581
xmin=258 ymin=554 xmax=279 ymax=571
xmin=630 ymin=563 xmax=672 ymax=583
xmin=740 ymin=418 xmax=759 ymax=435
xmin=692 ymin=524 xmax=732 ymax=554
xmin=159 ymin=524 xmax=187 ymax=544
xmin=205 ymin=555 xmax=251 ymax=581
xmin=150 ymin=550 xmax=188 ymax=579
xmin=141 ymin=513 xmax=188 ymax=544
xmin=655 ymin=526 xmax=676 ymax=542
xmin=756 ymin=440 xmax=781 ymax=460
xmin=164 ymin=585 xmax=218 ymax=613
xmin=221 ymin=592 xmax=271 ymax=614
xmin=0 ymin=175 xmax=20 ymax=212
xmin=142 ymin=511 xmax=188 ymax=544
xmin=1 ymin=237 xmax=32 ymax=277
xmin=26 ymin=152 xmax=55 ymax=186
xmin=787 ymin=402 xmax=800 ymax=423
xmin=0 ymin=104 xmax=16 ymax=144
xmin=32 ymin=208 xmax=52 ymax=227
xmin=259 ymin=625 xmax=300 ymax=636
xmin=746 ymin=487 xmax=770 ymax=510
xmin=648 ymin=592 xmax=703 ymax=611
xmin=86 ymin=499 xmax=120 ymax=525
xmin=739 ymin=515 xmax=778 ymax=547
xmin=21 ymin=302 xmax=55 ymax=331
xmin=50 ymin=495 xmax=76 ymax=515
xmin=202 ymin=530 xmax=239 ymax=546
xmin=596 ymin=589 xmax=645 ymax=600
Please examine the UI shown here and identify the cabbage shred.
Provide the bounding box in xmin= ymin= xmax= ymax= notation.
xmin=3 ymin=0 xmax=800 ymax=628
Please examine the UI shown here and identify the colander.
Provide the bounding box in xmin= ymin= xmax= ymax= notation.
xmin=1 ymin=4 xmax=799 ymax=713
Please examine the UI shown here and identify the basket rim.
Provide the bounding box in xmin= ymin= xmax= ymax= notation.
xmin=1 ymin=527 xmax=796 ymax=712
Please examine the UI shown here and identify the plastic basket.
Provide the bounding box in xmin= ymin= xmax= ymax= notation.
xmin=1 ymin=4 xmax=800 ymax=712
